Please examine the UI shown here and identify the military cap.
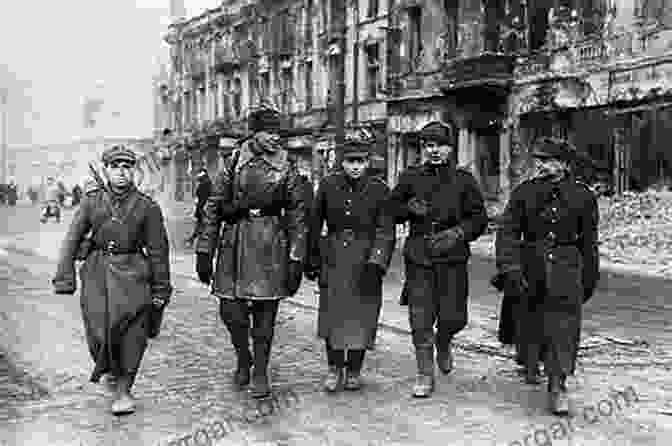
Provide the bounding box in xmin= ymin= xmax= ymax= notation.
xmin=530 ymin=137 xmax=577 ymax=163
xmin=101 ymin=145 xmax=137 ymax=165
xmin=341 ymin=138 xmax=371 ymax=159
xmin=419 ymin=121 xmax=454 ymax=146
xmin=248 ymin=103 xmax=282 ymax=133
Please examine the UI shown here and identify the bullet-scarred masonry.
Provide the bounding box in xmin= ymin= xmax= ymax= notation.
xmin=508 ymin=386 xmax=639 ymax=446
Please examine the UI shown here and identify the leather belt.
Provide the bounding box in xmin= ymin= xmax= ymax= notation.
xmin=93 ymin=242 xmax=142 ymax=256
xmin=409 ymin=222 xmax=454 ymax=237
xmin=239 ymin=207 xmax=284 ymax=219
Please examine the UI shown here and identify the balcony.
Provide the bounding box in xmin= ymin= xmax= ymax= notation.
xmin=439 ymin=52 xmax=515 ymax=92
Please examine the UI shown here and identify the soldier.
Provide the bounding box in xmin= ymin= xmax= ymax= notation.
xmin=195 ymin=104 xmax=308 ymax=399
xmin=495 ymin=136 xmax=600 ymax=415
xmin=52 ymin=145 xmax=172 ymax=415
xmin=41 ymin=177 xmax=62 ymax=223
xmin=185 ymin=168 xmax=213 ymax=247
xmin=305 ymin=138 xmax=395 ymax=392
xmin=389 ymin=121 xmax=488 ymax=398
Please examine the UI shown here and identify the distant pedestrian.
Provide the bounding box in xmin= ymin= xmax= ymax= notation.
xmin=41 ymin=177 xmax=62 ymax=223
xmin=52 ymin=145 xmax=173 ymax=415
xmin=72 ymin=184 xmax=83 ymax=206
xmin=494 ymin=137 xmax=600 ymax=415
xmin=7 ymin=181 xmax=17 ymax=206
xmin=195 ymin=104 xmax=309 ymax=398
xmin=185 ymin=168 xmax=212 ymax=247
xmin=388 ymin=121 xmax=488 ymax=398
xmin=305 ymin=138 xmax=395 ymax=392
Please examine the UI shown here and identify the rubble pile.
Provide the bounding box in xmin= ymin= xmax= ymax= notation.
xmin=598 ymin=191 xmax=672 ymax=272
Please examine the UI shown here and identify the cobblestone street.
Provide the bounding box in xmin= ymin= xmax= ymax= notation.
xmin=1 ymin=205 xmax=671 ymax=446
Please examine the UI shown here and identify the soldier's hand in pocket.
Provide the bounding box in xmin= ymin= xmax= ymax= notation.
xmin=287 ymin=260 xmax=304 ymax=295
xmin=196 ymin=253 xmax=213 ymax=284
xmin=407 ymin=197 xmax=430 ymax=217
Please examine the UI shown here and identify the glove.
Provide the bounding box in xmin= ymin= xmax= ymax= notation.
xmin=53 ymin=276 xmax=76 ymax=295
xmin=430 ymin=227 xmax=464 ymax=253
xmin=148 ymin=297 xmax=168 ymax=339
xmin=304 ymin=265 xmax=320 ymax=282
xmin=196 ymin=253 xmax=213 ymax=284
xmin=407 ymin=197 xmax=430 ymax=217
xmin=286 ymin=261 xmax=303 ymax=295
xmin=503 ymin=270 xmax=528 ymax=297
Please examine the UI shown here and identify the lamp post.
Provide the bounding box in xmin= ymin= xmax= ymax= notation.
xmin=1 ymin=88 xmax=7 ymax=185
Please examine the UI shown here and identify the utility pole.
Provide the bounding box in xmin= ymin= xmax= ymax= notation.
xmin=1 ymin=89 xmax=7 ymax=185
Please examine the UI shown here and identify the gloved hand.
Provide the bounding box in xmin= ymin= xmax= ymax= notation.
xmin=430 ymin=227 xmax=464 ymax=252
xmin=286 ymin=260 xmax=303 ymax=295
xmin=304 ymin=265 xmax=320 ymax=282
xmin=53 ymin=278 xmax=76 ymax=295
xmin=196 ymin=253 xmax=213 ymax=284
xmin=407 ymin=197 xmax=430 ymax=217
xmin=503 ymin=270 xmax=528 ymax=297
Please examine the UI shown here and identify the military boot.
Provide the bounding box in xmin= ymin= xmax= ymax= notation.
xmin=111 ymin=374 xmax=136 ymax=416
xmin=230 ymin=326 xmax=252 ymax=388
xmin=436 ymin=342 xmax=454 ymax=375
xmin=548 ymin=375 xmax=570 ymax=415
xmin=412 ymin=347 xmax=435 ymax=398
xmin=251 ymin=339 xmax=272 ymax=399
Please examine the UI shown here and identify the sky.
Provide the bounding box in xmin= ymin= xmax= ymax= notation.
xmin=0 ymin=0 xmax=220 ymax=148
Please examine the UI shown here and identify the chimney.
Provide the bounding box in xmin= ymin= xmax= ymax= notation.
xmin=170 ymin=0 xmax=186 ymax=21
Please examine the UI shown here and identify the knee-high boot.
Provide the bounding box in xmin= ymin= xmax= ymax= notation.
xmin=251 ymin=338 xmax=272 ymax=398
xmin=220 ymin=300 xmax=252 ymax=387
xmin=412 ymin=346 xmax=435 ymax=398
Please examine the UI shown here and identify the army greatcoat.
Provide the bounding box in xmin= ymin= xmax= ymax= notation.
xmin=196 ymin=141 xmax=308 ymax=300
xmin=52 ymin=186 xmax=172 ymax=382
xmin=308 ymin=172 xmax=395 ymax=350
xmin=495 ymin=176 xmax=599 ymax=376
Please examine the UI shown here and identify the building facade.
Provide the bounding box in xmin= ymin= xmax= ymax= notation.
xmin=387 ymin=0 xmax=672 ymax=202
xmin=154 ymin=0 xmax=392 ymax=214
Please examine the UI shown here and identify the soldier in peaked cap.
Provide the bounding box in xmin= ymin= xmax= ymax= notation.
xmin=196 ymin=104 xmax=309 ymax=398
xmin=52 ymin=145 xmax=172 ymax=415
xmin=388 ymin=121 xmax=488 ymax=398
xmin=305 ymin=138 xmax=395 ymax=392
xmin=495 ymin=136 xmax=600 ymax=415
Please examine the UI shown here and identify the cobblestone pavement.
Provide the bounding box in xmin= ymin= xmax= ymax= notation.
xmin=1 ymin=205 xmax=672 ymax=446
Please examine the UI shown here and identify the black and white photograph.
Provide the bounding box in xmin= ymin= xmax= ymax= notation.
xmin=1 ymin=1 xmax=671 ymax=445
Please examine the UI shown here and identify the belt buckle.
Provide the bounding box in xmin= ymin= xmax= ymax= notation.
xmin=249 ymin=208 xmax=261 ymax=218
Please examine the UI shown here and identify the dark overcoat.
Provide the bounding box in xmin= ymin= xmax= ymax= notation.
xmin=308 ymin=172 xmax=395 ymax=350
xmin=52 ymin=186 xmax=172 ymax=382
xmin=388 ymin=163 xmax=488 ymax=305
xmin=495 ymin=176 xmax=599 ymax=376
xmin=196 ymin=141 xmax=309 ymax=300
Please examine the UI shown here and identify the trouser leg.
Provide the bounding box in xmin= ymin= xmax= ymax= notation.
xmin=325 ymin=340 xmax=345 ymax=368
xmin=406 ymin=263 xmax=437 ymax=397
xmin=220 ymin=299 xmax=252 ymax=386
xmin=250 ymin=300 xmax=279 ymax=398
xmin=346 ymin=349 xmax=365 ymax=373
xmin=434 ymin=263 xmax=468 ymax=374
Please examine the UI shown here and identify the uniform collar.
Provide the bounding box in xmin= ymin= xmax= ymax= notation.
xmin=236 ymin=139 xmax=288 ymax=172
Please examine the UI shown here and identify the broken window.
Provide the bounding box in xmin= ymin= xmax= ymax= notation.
xmin=365 ymin=43 xmax=381 ymax=99
xmin=367 ymin=0 xmax=379 ymax=19
xmin=305 ymin=62 xmax=313 ymax=110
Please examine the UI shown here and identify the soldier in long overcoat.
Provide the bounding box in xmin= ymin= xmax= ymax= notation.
xmin=195 ymin=105 xmax=308 ymax=398
xmin=495 ymin=137 xmax=600 ymax=415
xmin=52 ymin=145 xmax=172 ymax=415
xmin=388 ymin=121 xmax=488 ymax=398
xmin=305 ymin=139 xmax=395 ymax=392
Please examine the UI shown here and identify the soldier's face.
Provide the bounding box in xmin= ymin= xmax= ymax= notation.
xmin=342 ymin=156 xmax=370 ymax=179
xmin=104 ymin=161 xmax=135 ymax=189
xmin=423 ymin=141 xmax=453 ymax=164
